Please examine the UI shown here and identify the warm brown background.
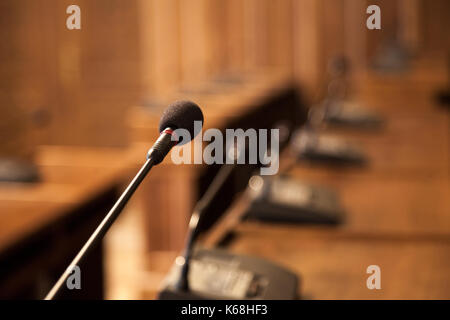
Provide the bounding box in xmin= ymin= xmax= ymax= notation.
xmin=1 ymin=0 xmax=448 ymax=155
xmin=0 ymin=0 xmax=449 ymax=300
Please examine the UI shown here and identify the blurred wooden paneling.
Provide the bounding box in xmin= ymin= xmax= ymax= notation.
xmin=421 ymin=0 xmax=450 ymax=54
xmin=139 ymin=0 xmax=182 ymax=98
xmin=267 ymin=0 xmax=294 ymax=71
xmin=398 ymin=0 xmax=421 ymax=54
xmin=1 ymin=0 xmax=141 ymax=154
xmin=0 ymin=1 xmax=56 ymax=159
xmin=292 ymin=0 xmax=322 ymax=99
xmin=178 ymin=0 xmax=212 ymax=84
xmin=50 ymin=0 xmax=141 ymax=147
xmin=243 ymin=0 xmax=294 ymax=72
xmin=2 ymin=0 xmax=449 ymax=158
xmin=343 ymin=0 xmax=367 ymax=76
xmin=225 ymin=0 xmax=246 ymax=73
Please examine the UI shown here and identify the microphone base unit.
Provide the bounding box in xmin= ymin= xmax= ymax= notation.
xmin=0 ymin=158 xmax=40 ymax=183
xmin=436 ymin=89 xmax=450 ymax=109
xmin=245 ymin=175 xmax=345 ymax=225
xmin=323 ymin=101 xmax=384 ymax=129
xmin=158 ymin=249 xmax=299 ymax=300
xmin=291 ymin=130 xmax=367 ymax=167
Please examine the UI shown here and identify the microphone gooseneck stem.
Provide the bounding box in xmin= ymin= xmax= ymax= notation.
xmin=45 ymin=143 xmax=167 ymax=300
xmin=147 ymin=128 xmax=178 ymax=164
xmin=175 ymin=163 xmax=236 ymax=292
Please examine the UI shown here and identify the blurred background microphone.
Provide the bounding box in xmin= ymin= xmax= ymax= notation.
xmin=158 ymin=159 xmax=299 ymax=300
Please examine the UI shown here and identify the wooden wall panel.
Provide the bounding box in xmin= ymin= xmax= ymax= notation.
xmin=241 ymin=0 xmax=295 ymax=73
xmin=206 ymin=0 xmax=229 ymax=77
xmin=0 ymin=1 xmax=141 ymax=150
xmin=421 ymin=0 xmax=450 ymax=54
xmin=322 ymin=0 xmax=346 ymax=67
xmin=178 ymin=0 xmax=211 ymax=84
xmin=139 ymin=0 xmax=180 ymax=98
xmin=225 ymin=0 xmax=246 ymax=74
xmin=292 ymin=0 xmax=323 ymax=100
xmin=267 ymin=0 xmax=294 ymax=71
xmin=343 ymin=0 xmax=367 ymax=77
xmin=291 ymin=0 xmax=450 ymax=100
xmin=0 ymin=1 xmax=57 ymax=159
xmin=398 ymin=0 xmax=421 ymax=54
xmin=1 ymin=0 xmax=449 ymax=156
xmin=49 ymin=0 xmax=141 ymax=147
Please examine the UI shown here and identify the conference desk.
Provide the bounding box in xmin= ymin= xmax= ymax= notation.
xmin=288 ymin=168 xmax=449 ymax=236
xmin=312 ymin=115 xmax=449 ymax=176
xmin=311 ymin=73 xmax=449 ymax=177
xmin=0 ymin=146 xmax=135 ymax=299
xmin=199 ymin=68 xmax=450 ymax=299
xmin=200 ymin=158 xmax=450 ymax=298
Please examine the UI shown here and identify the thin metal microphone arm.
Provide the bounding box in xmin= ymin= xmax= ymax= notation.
xmin=45 ymin=128 xmax=178 ymax=300
xmin=175 ymin=163 xmax=236 ymax=291
xmin=44 ymin=157 xmax=156 ymax=300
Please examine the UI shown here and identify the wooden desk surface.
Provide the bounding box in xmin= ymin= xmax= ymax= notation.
xmin=0 ymin=146 xmax=134 ymax=255
xmin=317 ymin=82 xmax=449 ymax=177
xmin=226 ymin=226 xmax=450 ymax=299
xmin=0 ymin=200 xmax=69 ymax=254
xmin=285 ymin=169 xmax=450 ymax=236
xmin=278 ymin=114 xmax=449 ymax=237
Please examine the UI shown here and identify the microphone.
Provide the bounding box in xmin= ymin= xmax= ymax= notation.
xmin=44 ymin=100 xmax=203 ymax=300
xmin=150 ymin=100 xmax=204 ymax=163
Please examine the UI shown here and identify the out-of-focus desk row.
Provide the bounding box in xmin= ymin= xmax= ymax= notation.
xmin=200 ymin=64 xmax=450 ymax=299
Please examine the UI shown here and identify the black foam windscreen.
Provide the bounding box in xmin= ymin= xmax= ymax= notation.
xmin=159 ymin=100 xmax=204 ymax=144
